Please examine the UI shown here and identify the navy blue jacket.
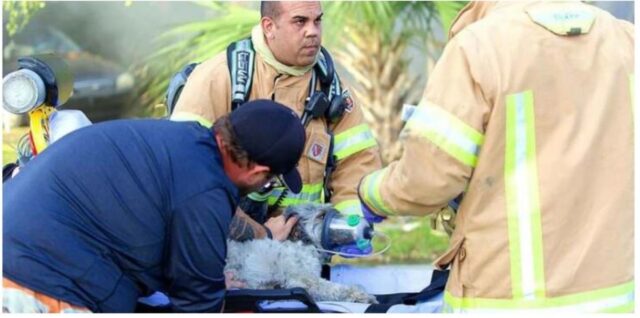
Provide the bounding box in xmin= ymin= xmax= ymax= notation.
xmin=3 ymin=119 xmax=239 ymax=312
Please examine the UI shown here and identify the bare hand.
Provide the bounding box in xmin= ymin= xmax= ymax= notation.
xmin=224 ymin=271 xmax=246 ymax=289
xmin=264 ymin=215 xmax=298 ymax=241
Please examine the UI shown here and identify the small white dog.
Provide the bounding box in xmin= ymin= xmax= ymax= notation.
xmin=224 ymin=203 xmax=377 ymax=304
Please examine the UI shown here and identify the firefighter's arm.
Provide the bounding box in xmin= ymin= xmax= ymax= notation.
xmin=328 ymin=88 xmax=383 ymax=217
xmin=358 ymin=32 xmax=493 ymax=219
xmin=170 ymin=53 xmax=231 ymax=127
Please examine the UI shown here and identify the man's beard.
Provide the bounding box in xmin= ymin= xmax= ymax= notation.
xmin=238 ymin=183 xmax=266 ymax=196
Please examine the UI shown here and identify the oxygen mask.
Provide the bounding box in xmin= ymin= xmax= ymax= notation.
xmin=284 ymin=203 xmax=391 ymax=258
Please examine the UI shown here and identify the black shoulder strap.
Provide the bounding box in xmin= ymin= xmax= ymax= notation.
xmin=312 ymin=47 xmax=341 ymax=100
xmin=226 ymin=38 xmax=255 ymax=111
xmin=364 ymin=269 xmax=449 ymax=313
xmin=165 ymin=62 xmax=198 ymax=115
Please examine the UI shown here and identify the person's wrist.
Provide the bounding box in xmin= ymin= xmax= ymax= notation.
xmin=362 ymin=203 xmax=386 ymax=224
xmin=357 ymin=177 xmax=386 ymax=224
xmin=357 ymin=190 xmax=386 ymax=224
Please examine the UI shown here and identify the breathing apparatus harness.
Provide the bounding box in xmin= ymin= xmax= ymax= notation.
xmin=165 ymin=40 xmax=374 ymax=255
xmin=226 ymin=38 xmax=350 ymax=215
xmin=165 ymin=38 xmax=352 ymax=221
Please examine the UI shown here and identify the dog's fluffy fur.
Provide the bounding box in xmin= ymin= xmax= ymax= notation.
xmin=224 ymin=203 xmax=377 ymax=304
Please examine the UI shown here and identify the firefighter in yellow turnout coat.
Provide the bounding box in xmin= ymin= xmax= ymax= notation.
xmin=172 ymin=1 xmax=381 ymax=234
xmin=358 ymin=1 xmax=634 ymax=313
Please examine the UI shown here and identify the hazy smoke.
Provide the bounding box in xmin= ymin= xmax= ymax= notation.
xmin=18 ymin=1 xmax=230 ymax=68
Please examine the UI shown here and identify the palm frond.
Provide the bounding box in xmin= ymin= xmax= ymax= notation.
xmin=434 ymin=1 xmax=468 ymax=36
xmin=131 ymin=0 xmax=468 ymax=163
xmin=130 ymin=2 xmax=258 ymax=114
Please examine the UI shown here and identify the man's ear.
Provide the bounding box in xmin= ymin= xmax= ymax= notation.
xmin=248 ymin=164 xmax=270 ymax=176
xmin=214 ymin=134 xmax=229 ymax=154
xmin=261 ymin=17 xmax=276 ymax=40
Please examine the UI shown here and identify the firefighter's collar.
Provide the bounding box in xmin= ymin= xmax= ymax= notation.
xmin=251 ymin=25 xmax=319 ymax=77
xmin=448 ymin=1 xmax=592 ymax=39
xmin=526 ymin=3 xmax=595 ymax=36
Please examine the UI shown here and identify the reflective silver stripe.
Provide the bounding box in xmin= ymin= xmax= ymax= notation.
xmin=334 ymin=199 xmax=363 ymax=216
xmin=170 ymin=111 xmax=213 ymax=128
xmin=333 ymin=124 xmax=377 ymax=160
xmin=444 ymin=281 xmax=634 ymax=313
xmin=266 ymin=184 xmax=324 ymax=206
xmin=360 ymin=168 xmax=394 ymax=216
xmin=505 ymin=91 xmax=545 ymax=300
xmin=404 ymin=103 xmax=484 ymax=167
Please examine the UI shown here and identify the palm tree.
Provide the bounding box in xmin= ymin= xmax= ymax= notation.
xmin=2 ymin=0 xmax=46 ymax=37
xmin=131 ymin=2 xmax=258 ymax=117
xmin=133 ymin=1 xmax=466 ymax=163
xmin=325 ymin=1 xmax=466 ymax=163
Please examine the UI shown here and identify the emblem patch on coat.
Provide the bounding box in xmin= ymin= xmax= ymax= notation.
xmin=308 ymin=142 xmax=326 ymax=162
xmin=342 ymin=90 xmax=354 ymax=113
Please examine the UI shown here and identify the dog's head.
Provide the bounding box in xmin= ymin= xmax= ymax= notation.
xmin=283 ymin=203 xmax=334 ymax=248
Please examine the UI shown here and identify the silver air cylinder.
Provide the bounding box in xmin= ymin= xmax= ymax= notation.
xmin=3 ymin=69 xmax=46 ymax=114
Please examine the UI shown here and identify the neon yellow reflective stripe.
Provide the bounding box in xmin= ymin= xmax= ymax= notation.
xmin=266 ymin=183 xmax=323 ymax=207
xmin=505 ymin=90 xmax=545 ymax=300
xmin=269 ymin=197 xmax=319 ymax=207
xmin=444 ymin=281 xmax=634 ymax=312
xmin=601 ymin=302 xmax=634 ymax=313
xmin=360 ymin=169 xmax=393 ymax=216
xmin=441 ymin=302 xmax=453 ymax=313
xmin=170 ymin=111 xmax=213 ymax=128
xmin=333 ymin=124 xmax=377 ymax=160
xmin=524 ymin=92 xmax=545 ymax=300
xmin=404 ymin=103 xmax=484 ymax=167
xmin=334 ymin=199 xmax=363 ymax=216
xmin=247 ymin=192 xmax=269 ymax=201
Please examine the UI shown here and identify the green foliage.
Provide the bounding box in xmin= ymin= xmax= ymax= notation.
xmin=130 ymin=0 xmax=469 ymax=122
xmin=434 ymin=1 xmax=468 ymax=36
xmin=132 ymin=1 xmax=466 ymax=117
xmin=130 ymin=2 xmax=258 ymax=117
xmin=324 ymin=1 xmax=435 ymax=45
xmin=3 ymin=0 xmax=46 ymax=37
xmin=2 ymin=126 xmax=29 ymax=165
xmin=336 ymin=217 xmax=450 ymax=265
xmin=3 ymin=144 xmax=17 ymax=166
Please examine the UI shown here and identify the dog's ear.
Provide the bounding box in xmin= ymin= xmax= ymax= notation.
xmin=288 ymin=223 xmax=314 ymax=244
xmin=283 ymin=206 xmax=298 ymax=219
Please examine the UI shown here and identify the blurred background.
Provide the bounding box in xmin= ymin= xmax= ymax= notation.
xmin=2 ymin=0 xmax=635 ymax=265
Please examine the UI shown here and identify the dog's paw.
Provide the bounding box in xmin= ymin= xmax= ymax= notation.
xmin=224 ymin=271 xmax=247 ymax=289
xmin=357 ymin=293 xmax=379 ymax=304
xmin=345 ymin=287 xmax=378 ymax=304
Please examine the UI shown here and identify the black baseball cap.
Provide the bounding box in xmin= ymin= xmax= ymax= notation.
xmin=229 ymin=99 xmax=305 ymax=193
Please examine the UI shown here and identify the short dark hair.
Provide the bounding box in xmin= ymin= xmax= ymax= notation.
xmin=213 ymin=115 xmax=252 ymax=167
xmin=260 ymin=1 xmax=281 ymax=19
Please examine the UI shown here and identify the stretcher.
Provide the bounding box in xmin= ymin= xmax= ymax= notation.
xmin=136 ymin=265 xmax=447 ymax=313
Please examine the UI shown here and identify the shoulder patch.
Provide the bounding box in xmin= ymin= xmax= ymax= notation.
xmin=342 ymin=90 xmax=354 ymax=113
xmin=307 ymin=141 xmax=327 ymax=162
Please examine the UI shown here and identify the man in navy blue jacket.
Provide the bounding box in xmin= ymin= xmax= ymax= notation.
xmin=3 ymin=100 xmax=306 ymax=313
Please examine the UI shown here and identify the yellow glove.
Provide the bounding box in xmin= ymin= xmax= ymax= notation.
xmin=430 ymin=205 xmax=456 ymax=236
